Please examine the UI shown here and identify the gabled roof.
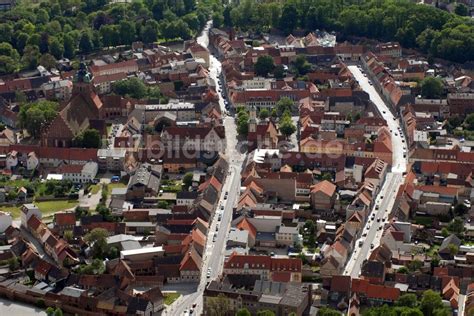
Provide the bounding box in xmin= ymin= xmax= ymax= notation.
xmin=55 ymin=212 xmax=76 ymax=226
xmin=236 ymin=217 xmax=257 ymax=239
xmin=330 ymin=275 xmax=351 ymax=292
xmin=310 ymin=180 xmax=336 ymax=196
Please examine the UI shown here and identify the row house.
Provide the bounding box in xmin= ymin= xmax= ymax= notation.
xmin=89 ymin=59 xmax=138 ymax=77
xmin=41 ymin=79 xmax=73 ymax=101
xmin=9 ymin=145 xmax=98 ymax=168
xmin=160 ymin=125 xmax=226 ymax=153
xmin=223 ymin=253 xmax=302 ymax=283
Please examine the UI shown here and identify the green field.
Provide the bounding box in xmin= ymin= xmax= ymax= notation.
xmin=163 ymin=293 xmax=180 ymax=305
xmin=0 ymin=200 xmax=78 ymax=219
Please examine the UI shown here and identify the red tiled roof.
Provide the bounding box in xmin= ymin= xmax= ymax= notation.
xmin=55 ymin=212 xmax=76 ymax=226
xmin=57 ymin=164 xmax=84 ymax=174
xmin=351 ymin=278 xmax=369 ymax=294
xmin=270 ymin=258 xmax=302 ymax=273
xmin=331 ymin=275 xmax=352 ymax=292
xmin=34 ymin=259 xmax=53 ymax=275
xmin=236 ymin=218 xmax=257 ymax=239
xmin=27 ymin=215 xmax=42 ymax=231
xmin=271 ymin=271 xmax=292 ymax=282
xmin=416 ymin=185 xmax=458 ymax=196
xmin=310 ymin=180 xmax=336 ymax=196
xmin=366 ymin=284 xmax=400 ymax=301
xmin=93 ymin=72 xmax=127 ymax=85
xmin=90 ymin=59 xmax=138 ymax=76
xmin=209 ymin=176 xmax=222 ymax=192
xmin=224 ymin=254 xmax=271 ymax=269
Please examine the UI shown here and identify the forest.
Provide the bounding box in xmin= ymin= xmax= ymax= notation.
xmin=0 ymin=0 xmax=222 ymax=74
xmin=218 ymin=0 xmax=474 ymax=64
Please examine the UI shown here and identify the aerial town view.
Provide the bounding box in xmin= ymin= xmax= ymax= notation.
xmin=0 ymin=0 xmax=472 ymax=315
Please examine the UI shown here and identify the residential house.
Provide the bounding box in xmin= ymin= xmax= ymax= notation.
xmin=20 ymin=204 xmax=41 ymax=228
xmin=310 ymin=180 xmax=337 ymax=211
xmin=223 ymin=254 xmax=302 ymax=283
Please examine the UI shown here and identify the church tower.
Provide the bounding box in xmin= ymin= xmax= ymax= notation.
xmin=249 ymin=105 xmax=257 ymax=133
xmin=72 ymin=62 xmax=94 ymax=95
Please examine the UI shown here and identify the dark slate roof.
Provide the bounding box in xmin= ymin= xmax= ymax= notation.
xmin=361 ymin=261 xmax=385 ymax=278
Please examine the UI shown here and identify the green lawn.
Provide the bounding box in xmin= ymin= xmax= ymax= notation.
xmin=163 ymin=293 xmax=181 ymax=305
xmin=108 ymin=183 xmax=127 ymax=190
xmin=427 ymin=245 xmax=440 ymax=257
xmin=0 ymin=200 xmax=78 ymax=219
xmin=35 ymin=200 xmax=79 ymax=216
xmin=89 ymin=184 xmax=101 ymax=194
xmin=414 ymin=216 xmax=434 ymax=227
xmin=0 ymin=205 xmax=22 ymax=219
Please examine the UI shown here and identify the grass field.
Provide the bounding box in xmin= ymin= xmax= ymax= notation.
xmin=0 ymin=205 xmax=22 ymax=219
xmin=0 ymin=200 xmax=78 ymax=219
xmin=108 ymin=183 xmax=127 ymax=190
xmin=163 ymin=293 xmax=181 ymax=305
xmin=35 ymin=200 xmax=78 ymax=215
xmin=89 ymin=184 xmax=101 ymax=194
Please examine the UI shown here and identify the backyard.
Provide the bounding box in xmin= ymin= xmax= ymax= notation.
xmin=163 ymin=292 xmax=181 ymax=305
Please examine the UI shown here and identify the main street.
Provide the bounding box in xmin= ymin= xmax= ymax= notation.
xmin=167 ymin=21 xmax=246 ymax=316
xmin=343 ymin=65 xmax=408 ymax=277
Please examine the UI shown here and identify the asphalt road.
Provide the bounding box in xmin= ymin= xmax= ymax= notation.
xmin=343 ymin=65 xmax=408 ymax=278
xmin=168 ymin=20 xmax=245 ymax=316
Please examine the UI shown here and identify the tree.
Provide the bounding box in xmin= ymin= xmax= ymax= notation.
xmin=454 ymin=4 xmax=469 ymax=16
xmin=447 ymin=217 xmax=464 ymax=236
xmin=273 ymin=64 xmax=285 ymax=79
xmin=19 ymin=100 xmax=58 ymax=138
xmin=254 ymin=55 xmax=275 ymax=77
xmin=464 ymin=113 xmax=474 ymax=131
xmin=78 ymin=129 xmax=101 ymax=148
xmin=141 ymin=20 xmax=159 ymax=43
xmin=236 ymin=308 xmax=251 ymax=316
xmin=407 ymin=259 xmax=423 ymax=272
xmin=112 ymin=77 xmax=147 ymax=99
xmin=63 ymin=34 xmax=75 ymax=59
xmin=276 ymin=97 xmax=294 ymax=116
xmin=85 ymin=228 xmax=109 ymax=259
xmin=21 ymin=45 xmax=40 ymax=70
xmin=206 ymin=293 xmax=231 ymax=316
xmin=448 ymin=243 xmax=459 ymax=257
xmin=236 ymin=109 xmax=249 ymax=136
xmin=0 ymin=56 xmax=19 ymax=75
xmin=396 ymin=293 xmax=418 ymax=308
xmin=182 ymin=172 xmax=193 ymax=188
xmin=441 ymin=227 xmax=449 ymax=237
xmin=46 ymin=307 xmax=59 ymax=316
xmin=420 ymin=290 xmax=443 ymax=316
xmin=46 ymin=307 xmax=63 ymax=316
xmin=279 ymin=2 xmax=298 ymax=33
xmin=317 ymin=307 xmax=341 ymax=316
xmin=259 ymin=108 xmax=270 ymax=120
xmin=39 ymin=53 xmax=56 ymax=69
xmin=119 ymin=20 xmax=136 ymax=45
xmin=398 ymin=266 xmax=409 ymax=274
xmin=293 ymin=55 xmax=311 ymax=76
xmin=79 ymin=31 xmax=93 ymax=54
xmin=257 ymin=311 xmax=275 ymax=316
xmin=454 ymin=203 xmax=468 ymax=216
xmin=279 ymin=112 xmax=296 ymax=138
xmin=420 ymin=77 xmax=443 ymax=99
xmin=49 ymin=37 xmax=64 ymax=59
xmin=63 ymin=230 xmax=73 ymax=242
xmin=8 ymin=257 xmax=19 ymax=271
xmin=100 ymin=24 xmax=120 ymax=47
xmin=78 ymin=258 xmax=105 ymax=275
